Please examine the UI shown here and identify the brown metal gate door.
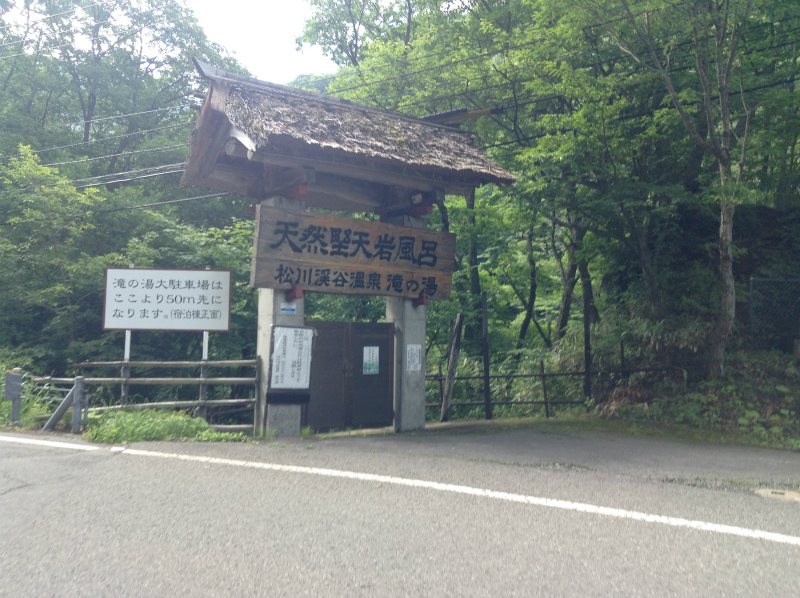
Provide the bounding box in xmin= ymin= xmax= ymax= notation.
xmin=305 ymin=322 xmax=394 ymax=432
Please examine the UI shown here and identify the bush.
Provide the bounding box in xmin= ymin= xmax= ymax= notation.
xmin=595 ymin=350 xmax=800 ymax=448
xmin=85 ymin=410 xmax=248 ymax=444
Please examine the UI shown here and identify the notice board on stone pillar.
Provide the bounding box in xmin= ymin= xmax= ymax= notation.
xmin=267 ymin=325 xmax=315 ymax=404
xmin=251 ymin=205 xmax=455 ymax=300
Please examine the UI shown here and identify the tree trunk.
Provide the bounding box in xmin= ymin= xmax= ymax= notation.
xmin=464 ymin=188 xmax=483 ymax=344
xmin=440 ymin=313 xmax=463 ymax=423
xmin=555 ymin=255 xmax=578 ymax=342
xmin=578 ymin=262 xmax=600 ymax=325
xmin=707 ymin=196 xmax=736 ymax=377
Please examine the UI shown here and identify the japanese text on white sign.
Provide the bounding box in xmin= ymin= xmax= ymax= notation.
xmin=270 ymin=327 xmax=314 ymax=390
xmin=103 ymin=268 xmax=231 ymax=331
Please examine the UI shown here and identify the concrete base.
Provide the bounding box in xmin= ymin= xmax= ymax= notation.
xmin=387 ymin=296 xmax=427 ymax=432
xmin=266 ymin=404 xmax=302 ymax=437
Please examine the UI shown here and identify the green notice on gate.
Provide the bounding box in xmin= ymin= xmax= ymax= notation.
xmin=363 ymin=346 xmax=379 ymax=375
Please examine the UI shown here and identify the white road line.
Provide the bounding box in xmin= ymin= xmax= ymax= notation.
xmin=115 ymin=446 xmax=800 ymax=548
xmin=0 ymin=435 xmax=100 ymax=451
xmin=2 ymin=434 xmax=798 ymax=547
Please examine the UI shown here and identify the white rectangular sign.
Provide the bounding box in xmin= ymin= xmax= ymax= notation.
xmin=270 ymin=327 xmax=314 ymax=390
xmin=407 ymin=344 xmax=422 ymax=372
xmin=103 ymin=268 xmax=231 ymax=332
xmin=363 ymin=346 xmax=379 ymax=375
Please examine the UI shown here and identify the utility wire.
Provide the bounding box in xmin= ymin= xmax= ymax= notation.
xmin=96 ymin=192 xmax=230 ymax=212
xmin=0 ymin=1 xmax=108 ymax=33
xmin=482 ymin=75 xmax=800 ymax=151
xmin=73 ymin=166 xmax=185 ymax=189
xmin=73 ymin=161 xmax=185 ymax=184
xmin=1 ymin=121 xmax=194 ymax=159
xmin=43 ymin=143 xmax=187 ymax=167
xmin=381 ymin=21 xmax=799 ymax=115
xmin=46 ymin=105 xmax=194 ymax=129
xmin=298 ymin=0 xmax=663 ymax=89
xmin=0 ymin=13 xmax=192 ymax=60
xmin=0 ymin=10 xmax=122 ymax=49
xmin=300 ymin=9 xmax=797 ymax=96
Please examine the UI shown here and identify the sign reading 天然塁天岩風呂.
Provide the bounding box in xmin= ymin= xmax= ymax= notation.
xmin=103 ymin=268 xmax=231 ymax=332
xmin=250 ymin=206 xmax=456 ymax=300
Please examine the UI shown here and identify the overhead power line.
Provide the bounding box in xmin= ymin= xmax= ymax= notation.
xmin=73 ymin=161 xmax=185 ymax=186
xmin=1 ymin=121 xmax=194 ymax=159
xmin=0 ymin=1 xmax=108 ymax=34
xmin=43 ymin=143 xmax=187 ymax=167
xmin=46 ymin=104 xmax=194 ymax=129
xmin=97 ymin=192 xmax=230 ymax=213
xmin=0 ymin=13 xmax=192 ymax=61
xmin=73 ymin=167 xmax=185 ymax=189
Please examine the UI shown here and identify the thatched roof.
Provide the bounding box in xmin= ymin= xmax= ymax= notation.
xmin=182 ymin=60 xmax=516 ymax=204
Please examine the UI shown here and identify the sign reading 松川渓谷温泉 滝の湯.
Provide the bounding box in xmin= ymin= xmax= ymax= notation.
xmin=251 ymin=205 xmax=455 ymax=300
xmin=103 ymin=268 xmax=231 ymax=331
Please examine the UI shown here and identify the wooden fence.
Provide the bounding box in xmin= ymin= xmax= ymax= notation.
xmin=33 ymin=359 xmax=262 ymax=435
xmin=426 ymin=359 xmax=686 ymax=422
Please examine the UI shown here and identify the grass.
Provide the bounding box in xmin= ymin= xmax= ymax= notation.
xmin=84 ymin=410 xmax=249 ymax=444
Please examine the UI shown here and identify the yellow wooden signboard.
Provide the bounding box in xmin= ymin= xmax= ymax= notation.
xmin=251 ymin=205 xmax=455 ymax=299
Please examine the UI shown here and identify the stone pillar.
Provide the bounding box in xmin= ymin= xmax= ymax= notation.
xmin=386 ymin=296 xmax=427 ymax=431
xmin=255 ymin=197 xmax=305 ymax=437
xmin=385 ymin=214 xmax=428 ymax=432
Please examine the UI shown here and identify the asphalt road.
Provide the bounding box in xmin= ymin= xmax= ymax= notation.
xmin=1 ymin=423 xmax=799 ymax=597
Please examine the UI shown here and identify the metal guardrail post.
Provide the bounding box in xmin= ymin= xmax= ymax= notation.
xmin=43 ymin=385 xmax=74 ymax=431
xmin=254 ymin=356 xmax=265 ymax=437
xmin=71 ymin=377 xmax=84 ymax=434
xmin=5 ymin=368 xmax=23 ymax=425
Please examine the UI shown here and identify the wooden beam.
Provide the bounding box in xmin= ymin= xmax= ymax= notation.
xmin=182 ymin=83 xmax=233 ymax=188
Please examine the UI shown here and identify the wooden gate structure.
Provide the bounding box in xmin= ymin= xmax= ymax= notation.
xmin=182 ymin=60 xmax=515 ymax=436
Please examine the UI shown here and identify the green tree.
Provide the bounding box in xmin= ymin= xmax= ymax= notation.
xmin=571 ymin=0 xmax=798 ymax=375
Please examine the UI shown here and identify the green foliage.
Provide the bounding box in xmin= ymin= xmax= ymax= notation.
xmin=1 ymin=0 xmax=799 ymax=439
xmin=597 ymin=351 xmax=800 ymax=449
xmin=84 ymin=410 xmax=249 ymax=444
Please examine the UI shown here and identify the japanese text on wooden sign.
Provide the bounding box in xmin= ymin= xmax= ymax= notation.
xmin=103 ymin=268 xmax=231 ymax=331
xmin=250 ymin=205 xmax=455 ymax=299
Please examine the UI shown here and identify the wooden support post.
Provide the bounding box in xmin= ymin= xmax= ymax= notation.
xmin=437 ymin=363 xmax=444 ymax=408
xmin=198 ymin=362 xmax=208 ymax=420
xmin=540 ymin=360 xmax=550 ymax=419
xmin=254 ymin=357 xmax=264 ymax=437
xmin=440 ymin=312 xmax=463 ymax=423
xmin=120 ymin=363 xmax=130 ymax=405
xmin=481 ymin=292 xmax=492 ymax=420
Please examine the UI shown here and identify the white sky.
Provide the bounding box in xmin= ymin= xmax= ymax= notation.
xmin=188 ymin=0 xmax=338 ymax=84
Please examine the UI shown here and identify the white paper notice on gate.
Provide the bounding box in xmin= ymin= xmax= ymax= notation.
xmin=270 ymin=327 xmax=314 ymax=390
xmin=406 ymin=344 xmax=422 ymax=372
